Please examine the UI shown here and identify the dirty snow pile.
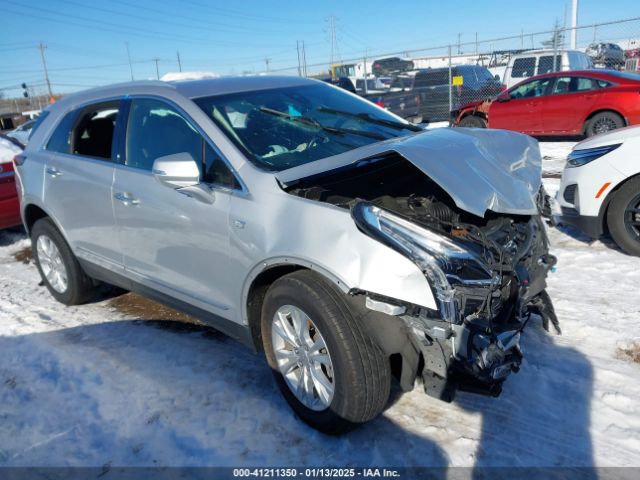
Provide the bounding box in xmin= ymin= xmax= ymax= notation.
xmin=0 ymin=141 xmax=639 ymax=469
xmin=0 ymin=137 xmax=22 ymax=164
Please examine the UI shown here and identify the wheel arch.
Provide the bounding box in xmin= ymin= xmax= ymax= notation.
xmin=597 ymin=172 xmax=640 ymax=235
xmin=23 ymin=203 xmax=51 ymax=234
xmin=243 ymin=258 xmax=351 ymax=351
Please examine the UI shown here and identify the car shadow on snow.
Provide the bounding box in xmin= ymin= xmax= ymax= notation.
xmin=0 ymin=319 xmax=448 ymax=471
xmin=455 ymin=316 xmax=596 ymax=477
xmin=553 ymin=223 xmax=625 ymax=255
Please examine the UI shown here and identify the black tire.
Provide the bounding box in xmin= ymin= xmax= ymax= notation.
xmin=585 ymin=111 xmax=624 ymax=137
xmin=458 ymin=115 xmax=487 ymax=128
xmin=261 ymin=270 xmax=391 ymax=434
xmin=31 ymin=217 xmax=95 ymax=305
xmin=607 ymin=177 xmax=640 ymax=256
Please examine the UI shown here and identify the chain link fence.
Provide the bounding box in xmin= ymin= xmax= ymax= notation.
xmin=276 ymin=17 xmax=640 ymax=124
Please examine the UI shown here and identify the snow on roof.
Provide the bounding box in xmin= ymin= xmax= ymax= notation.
xmin=160 ymin=71 xmax=220 ymax=82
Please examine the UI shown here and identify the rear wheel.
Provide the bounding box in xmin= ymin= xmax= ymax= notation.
xmin=261 ymin=270 xmax=390 ymax=434
xmin=31 ymin=218 xmax=95 ymax=305
xmin=607 ymin=177 xmax=640 ymax=256
xmin=458 ymin=115 xmax=487 ymax=128
xmin=585 ymin=111 xmax=624 ymax=137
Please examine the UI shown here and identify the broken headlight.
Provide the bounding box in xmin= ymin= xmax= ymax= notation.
xmin=352 ymin=202 xmax=493 ymax=323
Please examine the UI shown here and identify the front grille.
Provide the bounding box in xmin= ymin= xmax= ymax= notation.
xmin=563 ymin=184 xmax=577 ymax=204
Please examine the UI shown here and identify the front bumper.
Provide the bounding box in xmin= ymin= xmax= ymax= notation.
xmin=555 ymin=207 xmax=603 ymax=239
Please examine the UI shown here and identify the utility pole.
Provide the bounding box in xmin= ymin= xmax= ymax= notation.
xmin=570 ymin=0 xmax=579 ymax=49
xmin=264 ymin=57 xmax=271 ymax=72
xmin=125 ymin=42 xmax=134 ymax=81
xmin=38 ymin=42 xmax=53 ymax=100
xmin=176 ymin=51 xmax=182 ymax=72
xmin=297 ymin=41 xmax=302 ymax=76
xmin=457 ymin=33 xmax=461 ymax=54
xmin=363 ymin=50 xmax=368 ymax=95
xmin=302 ymin=40 xmax=307 ymax=76
xmin=153 ymin=58 xmax=160 ymax=79
xmin=327 ymin=14 xmax=340 ymax=70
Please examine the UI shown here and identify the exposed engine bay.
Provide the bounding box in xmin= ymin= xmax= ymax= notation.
xmin=285 ymin=153 xmax=559 ymax=400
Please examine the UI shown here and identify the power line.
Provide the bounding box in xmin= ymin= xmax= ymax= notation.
xmin=125 ymin=42 xmax=134 ymax=81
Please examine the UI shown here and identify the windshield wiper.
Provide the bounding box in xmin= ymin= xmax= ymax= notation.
xmin=317 ymin=106 xmax=424 ymax=132
xmin=258 ymin=107 xmax=386 ymax=140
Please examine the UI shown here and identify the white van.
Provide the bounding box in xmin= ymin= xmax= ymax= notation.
xmin=494 ymin=49 xmax=593 ymax=88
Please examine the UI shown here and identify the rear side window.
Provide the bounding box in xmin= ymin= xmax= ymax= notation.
xmin=512 ymin=57 xmax=535 ymax=78
xmin=537 ymin=55 xmax=562 ymax=75
xmin=46 ymin=110 xmax=78 ymax=154
xmin=72 ymin=102 xmax=120 ymax=160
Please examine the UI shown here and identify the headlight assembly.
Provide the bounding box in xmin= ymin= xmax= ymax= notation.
xmin=567 ymin=143 xmax=621 ymax=168
xmin=352 ymin=202 xmax=494 ymax=323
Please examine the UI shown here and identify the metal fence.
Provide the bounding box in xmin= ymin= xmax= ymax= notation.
xmin=274 ymin=17 xmax=640 ymax=124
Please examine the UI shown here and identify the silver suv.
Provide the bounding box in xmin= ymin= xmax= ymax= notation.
xmin=15 ymin=76 xmax=558 ymax=433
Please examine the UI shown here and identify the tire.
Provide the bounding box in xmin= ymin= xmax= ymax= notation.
xmin=31 ymin=217 xmax=95 ymax=305
xmin=261 ymin=270 xmax=391 ymax=434
xmin=585 ymin=111 xmax=624 ymax=137
xmin=607 ymin=177 xmax=640 ymax=256
xmin=458 ymin=115 xmax=487 ymax=128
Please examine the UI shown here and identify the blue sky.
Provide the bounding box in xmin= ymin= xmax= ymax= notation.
xmin=1 ymin=0 xmax=638 ymax=97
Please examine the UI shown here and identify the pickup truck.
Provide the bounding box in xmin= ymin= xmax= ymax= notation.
xmin=363 ymin=86 xmax=422 ymax=124
xmin=365 ymin=65 xmax=501 ymax=123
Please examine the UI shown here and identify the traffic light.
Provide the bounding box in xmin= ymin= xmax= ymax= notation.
xmin=21 ymin=83 xmax=28 ymax=98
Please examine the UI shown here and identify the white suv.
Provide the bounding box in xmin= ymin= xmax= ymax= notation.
xmin=556 ymin=125 xmax=640 ymax=255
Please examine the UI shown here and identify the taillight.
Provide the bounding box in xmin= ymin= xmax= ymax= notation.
xmin=13 ymin=154 xmax=26 ymax=166
xmin=375 ymin=100 xmax=385 ymax=108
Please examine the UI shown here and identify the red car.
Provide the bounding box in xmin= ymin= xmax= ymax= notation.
xmin=453 ymin=70 xmax=640 ymax=137
xmin=0 ymin=135 xmax=23 ymax=230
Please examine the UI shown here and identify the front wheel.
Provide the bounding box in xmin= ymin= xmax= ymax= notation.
xmin=261 ymin=270 xmax=390 ymax=434
xmin=457 ymin=115 xmax=487 ymax=128
xmin=607 ymin=177 xmax=640 ymax=256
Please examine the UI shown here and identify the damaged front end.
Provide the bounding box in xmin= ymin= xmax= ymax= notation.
xmin=285 ymin=148 xmax=558 ymax=401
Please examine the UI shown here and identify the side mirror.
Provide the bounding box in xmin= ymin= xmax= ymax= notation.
xmin=152 ymin=152 xmax=200 ymax=189
xmin=496 ymin=93 xmax=511 ymax=102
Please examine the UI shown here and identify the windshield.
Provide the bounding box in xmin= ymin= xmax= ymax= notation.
xmin=194 ymin=83 xmax=420 ymax=171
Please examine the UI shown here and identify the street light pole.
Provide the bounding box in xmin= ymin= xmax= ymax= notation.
xmin=571 ymin=0 xmax=579 ymax=49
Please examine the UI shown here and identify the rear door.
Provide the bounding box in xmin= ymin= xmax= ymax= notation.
xmin=490 ymin=77 xmax=553 ymax=133
xmin=540 ymin=76 xmax=600 ymax=134
xmin=42 ymin=100 xmax=123 ymax=271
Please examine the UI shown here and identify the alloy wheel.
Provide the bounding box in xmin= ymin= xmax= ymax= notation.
xmin=36 ymin=234 xmax=68 ymax=293
xmin=271 ymin=305 xmax=335 ymax=411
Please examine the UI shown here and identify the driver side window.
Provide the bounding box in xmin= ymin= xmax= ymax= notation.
xmin=126 ymin=98 xmax=240 ymax=189
xmin=509 ymin=78 xmax=552 ymax=99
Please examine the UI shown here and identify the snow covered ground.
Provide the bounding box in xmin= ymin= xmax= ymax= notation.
xmin=1 ymin=141 xmax=639 ymax=469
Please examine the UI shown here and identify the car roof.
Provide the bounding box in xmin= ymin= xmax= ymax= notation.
xmin=516 ymin=69 xmax=637 ymax=82
xmin=48 ymin=75 xmax=322 ymax=110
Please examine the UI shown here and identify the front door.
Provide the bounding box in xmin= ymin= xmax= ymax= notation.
xmin=112 ymin=97 xmax=241 ymax=317
xmin=490 ymin=77 xmax=553 ymax=134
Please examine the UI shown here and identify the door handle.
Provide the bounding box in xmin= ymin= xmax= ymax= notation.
xmin=114 ymin=192 xmax=140 ymax=206
xmin=46 ymin=167 xmax=62 ymax=178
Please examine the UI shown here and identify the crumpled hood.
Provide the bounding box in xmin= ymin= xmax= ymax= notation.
xmin=276 ymin=128 xmax=542 ymax=217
